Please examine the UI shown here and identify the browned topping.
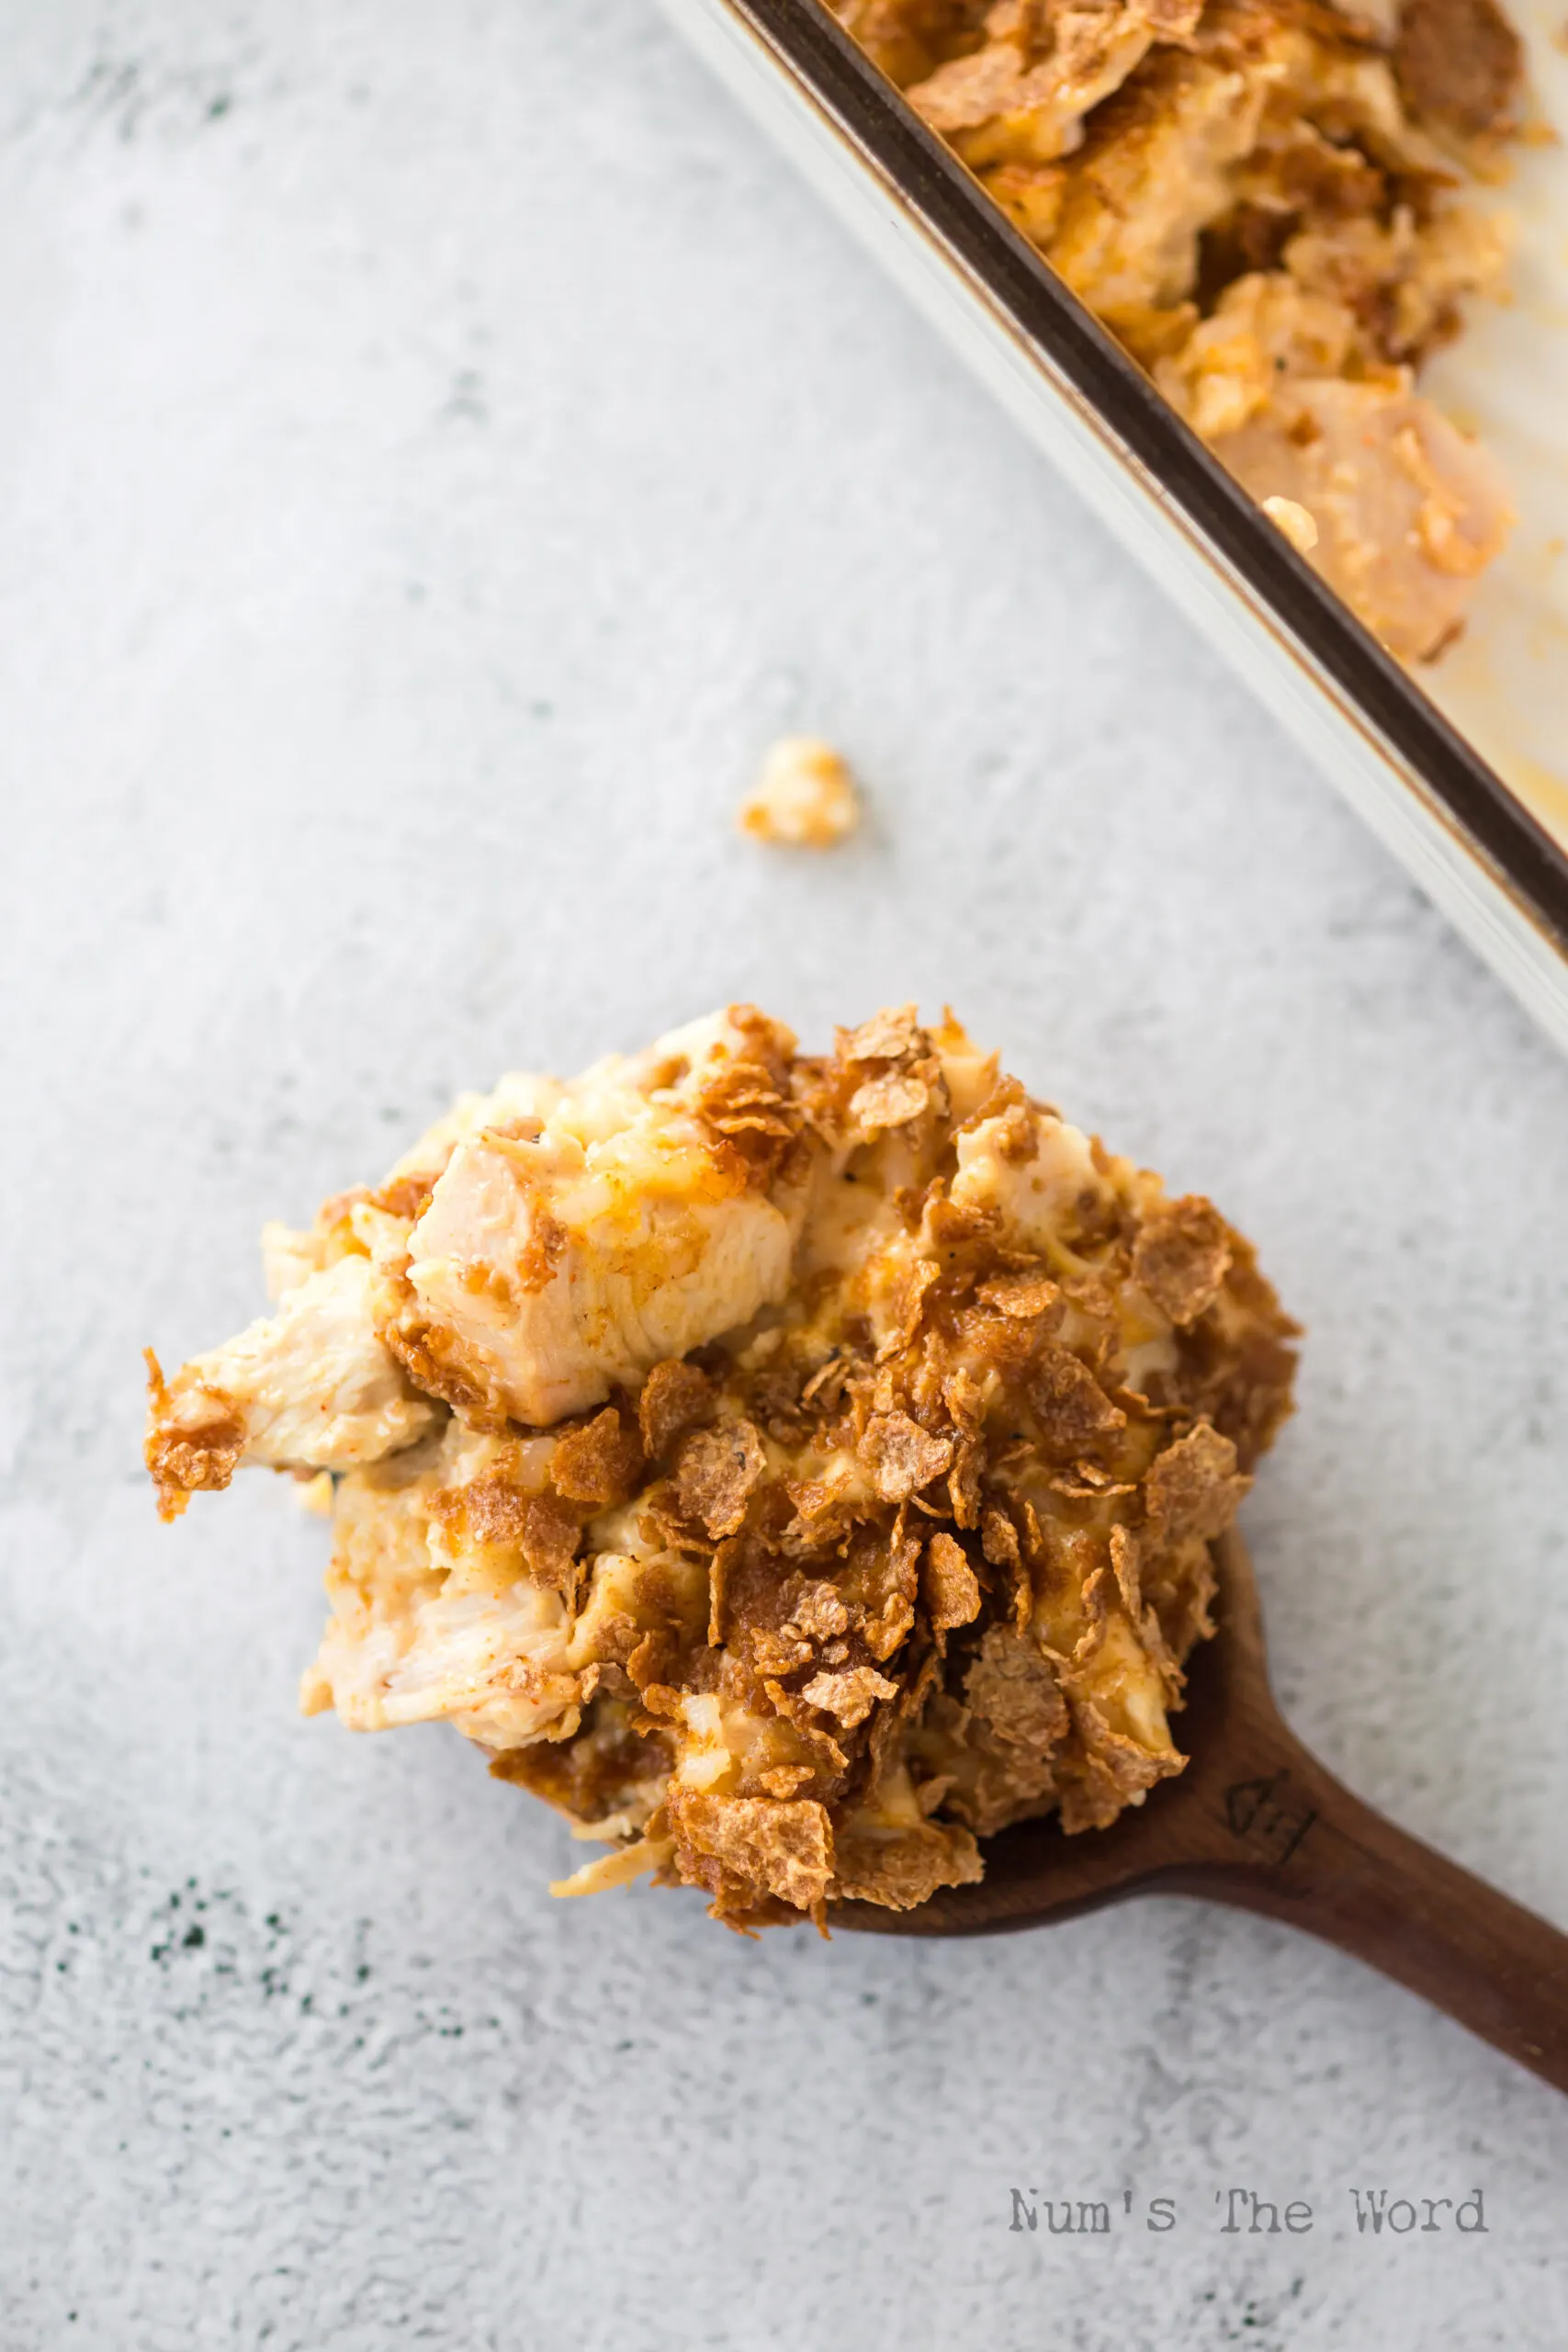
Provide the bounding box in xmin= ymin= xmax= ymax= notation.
xmin=799 ymin=1666 xmax=900 ymax=1727
xmin=976 ymin=1269 xmax=1064 ymax=1324
xmin=550 ymin=1405 xmax=646 ymax=1508
xmin=828 ymin=1004 xmax=953 ymax=1136
xmin=944 ymin=1433 xmax=981 ymax=1528
xmin=860 ymin=1410 xmax=954 ymax=1502
xmin=829 ymin=0 xmax=991 ymax=87
xmin=1072 ymin=1563 xmax=1111 ymax=1666
xmin=1393 ymin=0 xmax=1523 ymax=138
xmin=627 ymin=1627 xmax=680 ymax=1697
xmin=1030 ymin=1345 xmax=1129 ymax=1458
xmin=707 ymin=1534 xmax=740 ymax=1648
xmin=989 ymin=1095 xmax=1041 ymax=1167
xmin=964 ymin=1628 xmax=1070 ymax=1756
xmin=431 ymin=1471 xmax=531 ymax=1547
xmin=667 ymin=1789 xmax=835 ymax=1914
xmin=850 ymin=1070 xmax=931 ymax=1130
xmin=831 ymin=1818 xmax=985 ymax=1909
xmin=789 ymin=1581 xmax=852 ymax=1642
xmin=751 ymin=1625 xmax=816 ymax=1679
xmin=840 ymin=1004 xmax=925 ymax=1064
xmin=428 ymin=1467 xmax=585 ymax=1588
xmin=1144 ymin=1420 xmax=1250 ymax=1543
xmin=693 ymin=1055 xmax=806 ymax=1190
xmin=1056 ymin=1690 xmax=1177 ymax=1833
xmin=491 ymin=1695 xmax=671 ymax=1826
xmin=517 ymin=1494 xmax=583 ymax=1589
xmin=1110 ymin=1522 xmax=1144 ymax=1619
xmin=921 ymin=1531 xmax=983 ymax=1641
xmin=673 ymin=1419 xmax=768 ymax=1539
xmin=637 ymin=1357 xmax=715 ymax=1460
xmin=366 ymin=1171 xmax=441 ymax=1225
xmin=142 ymin=1350 xmax=246 ymax=1521
xmin=1132 ymin=1195 xmax=1234 ymax=1327
xmin=981 ymin=1507 xmax=1021 ymax=1569
xmin=381 ymin=1310 xmax=513 ymax=1432
xmin=924 ymin=1193 xmax=1001 ymax=1250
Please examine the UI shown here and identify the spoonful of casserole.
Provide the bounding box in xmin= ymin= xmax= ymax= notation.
xmin=147 ymin=1004 xmax=1303 ymax=1929
xmin=146 ymin=1006 xmax=1568 ymax=2086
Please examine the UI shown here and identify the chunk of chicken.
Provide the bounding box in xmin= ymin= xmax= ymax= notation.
xmin=300 ymin=1431 xmax=583 ymax=1748
xmin=382 ymin=1012 xmax=816 ymax=1429
xmin=145 ymin=1255 xmax=436 ymax=1519
xmin=300 ymin=1421 xmax=707 ymax=1754
xmin=1213 ymin=375 xmax=1513 ymax=659
xmin=147 ymin=1006 xmax=816 ymax=1510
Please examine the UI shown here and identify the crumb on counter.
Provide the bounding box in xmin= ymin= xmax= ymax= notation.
xmin=738 ymin=738 xmax=862 ymax=848
xmin=146 ymin=1006 xmax=1299 ymax=1932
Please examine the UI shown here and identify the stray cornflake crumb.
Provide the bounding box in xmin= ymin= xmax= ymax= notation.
xmin=146 ymin=1003 xmax=1298 ymax=1932
xmin=738 ymin=737 xmax=861 ymax=848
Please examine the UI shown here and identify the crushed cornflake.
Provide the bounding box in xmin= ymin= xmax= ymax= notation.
xmin=1131 ymin=1194 xmax=1234 ymax=1328
xmin=921 ymin=1530 xmax=983 ymax=1642
xmin=147 ymin=1005 xmax=1298 ymax=1930
xmin=674 ymin=1419 xmax=768 ymax=1540
xmin=738 ymin=737 xmax=862 ymax=848
xmin=860 ymin=1410 xmax=955 ymax=1502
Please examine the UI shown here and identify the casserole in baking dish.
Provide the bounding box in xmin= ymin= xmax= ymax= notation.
xmin=661 ymin=0 xmax=1568 ymax=1049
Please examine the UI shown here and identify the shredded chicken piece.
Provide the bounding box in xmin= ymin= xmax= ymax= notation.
xmin=147 ymin=1007 xmax=1299 ymax=1929
xmin=381 ymin=1008 xmax=815 ymax=1428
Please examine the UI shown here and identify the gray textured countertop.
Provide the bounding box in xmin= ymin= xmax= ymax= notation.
xmin=3 ymin=5 xmax=1565 ymax=2346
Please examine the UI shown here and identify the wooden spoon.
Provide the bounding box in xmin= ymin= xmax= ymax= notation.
xmin=840 ymin=1530 xmax=1568 ymax=2096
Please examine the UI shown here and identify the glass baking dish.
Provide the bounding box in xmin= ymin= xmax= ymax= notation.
xmin=660 ymin=0 xmax=1568 ymax=1052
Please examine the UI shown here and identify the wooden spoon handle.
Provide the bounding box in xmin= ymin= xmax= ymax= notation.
xmin=1176 ymin=1732 xmax=1568 ymax=2095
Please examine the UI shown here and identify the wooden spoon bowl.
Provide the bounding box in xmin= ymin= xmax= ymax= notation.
xmin=840 ymin=1530 xmax=1568 ymax=2096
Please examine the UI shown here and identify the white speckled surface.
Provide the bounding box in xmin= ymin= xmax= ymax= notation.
xmin=2 ymin=5 xmax=1565 ymax=2346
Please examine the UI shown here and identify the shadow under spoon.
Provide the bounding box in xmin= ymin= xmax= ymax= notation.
xmin=840 ymin=1530 xmax=1568 ymax=2097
